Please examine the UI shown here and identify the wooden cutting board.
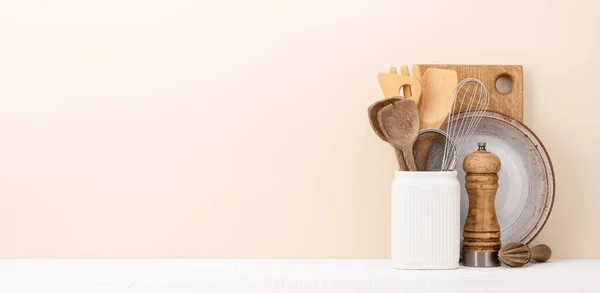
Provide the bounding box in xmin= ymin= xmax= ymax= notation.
xmin=413 ymin=65 xmax=523 ymax=122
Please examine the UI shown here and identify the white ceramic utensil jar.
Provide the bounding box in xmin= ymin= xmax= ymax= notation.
xmin=391 ymin=171 xmax=460 ymax=270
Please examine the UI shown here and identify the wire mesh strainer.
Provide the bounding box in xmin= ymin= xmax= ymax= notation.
xmin=414 ymin=128 xmax=455 ymax=171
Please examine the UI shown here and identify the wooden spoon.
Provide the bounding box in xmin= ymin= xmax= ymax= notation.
xmin=377 ymin=99 xmax=420 ymax=171
xmin=367 ymin=97 xmax=407 ymax=171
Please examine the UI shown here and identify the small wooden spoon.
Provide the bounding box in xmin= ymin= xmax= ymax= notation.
xmin=377 ymin=99 xmax=420 ymax=171
xmin=367 ymin=97 xmax=407 ymax=171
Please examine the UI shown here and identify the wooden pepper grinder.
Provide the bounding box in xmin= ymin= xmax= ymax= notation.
xmin=462 ymin=142 xmax=502 ymax=267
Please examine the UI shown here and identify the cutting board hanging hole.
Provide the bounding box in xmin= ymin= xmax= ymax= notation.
xmin=495 ymin=74 xmax=513 ymax=94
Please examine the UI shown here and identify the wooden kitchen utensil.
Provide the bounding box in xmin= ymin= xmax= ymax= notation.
xmin=462 ymin=142 xmax=501 ymax=267
xmin=367 ymin=97 xmax=407 ymax=171
xmin=377 ymin=73 xmax=422 ymax=104
xmin=388 ymin=66 xmax=412 ymax=99
xmin=412 ymin=64 xmax=422 ymax=82
xmin=414 ymin=64 xmax=523 ymax=121
xmin=498 ymin=242 xmax=552 ymax=267
xmin=419 ymin=68 xmax=458 ymax=130
xmin=377 ymin=99 xmax=420 ymax=171
xmin=400 ymin=65 xmax=412 ymax=98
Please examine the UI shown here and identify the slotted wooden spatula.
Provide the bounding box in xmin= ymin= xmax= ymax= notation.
xmin=377 ymin=72 xmax=421 ymax=104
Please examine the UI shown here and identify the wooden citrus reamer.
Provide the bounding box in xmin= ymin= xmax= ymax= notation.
xmin=499 ymin=242 xmax=552 ymax=267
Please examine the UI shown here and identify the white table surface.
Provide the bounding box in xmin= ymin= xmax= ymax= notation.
xmin=0 ymin=259 xmax=598 ymax=293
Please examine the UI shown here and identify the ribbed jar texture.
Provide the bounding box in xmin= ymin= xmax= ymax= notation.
xmin=391 ymin=171 xmax=460 ymax=270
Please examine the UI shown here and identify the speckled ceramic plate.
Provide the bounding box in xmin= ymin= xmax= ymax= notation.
xmin=434 ymin=111 xmax=555 ymax=245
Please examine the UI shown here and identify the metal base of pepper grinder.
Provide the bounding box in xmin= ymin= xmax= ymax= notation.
xmin=463 ymin=251 xmax=500 ymax=267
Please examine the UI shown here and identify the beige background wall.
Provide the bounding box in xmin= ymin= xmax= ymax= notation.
xmin=0 ymin=0 xmax=597 ymax=258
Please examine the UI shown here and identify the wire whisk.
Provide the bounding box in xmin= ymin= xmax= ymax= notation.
xmin=441 ymin=78 xmax=490 ymax=171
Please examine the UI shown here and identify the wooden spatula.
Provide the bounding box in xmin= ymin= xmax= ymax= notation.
xmin=400 ymin=65 xmax=412 ymax=98
xmin=412 ymin=64 xmax=423 ymax=82
xmin=377 ymin=73 xmax=422 ymax=105
xmin=377 ymin=99 xmax=420 ymax=171
xmin=418 ymin=68 xmax=458 ymax=130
